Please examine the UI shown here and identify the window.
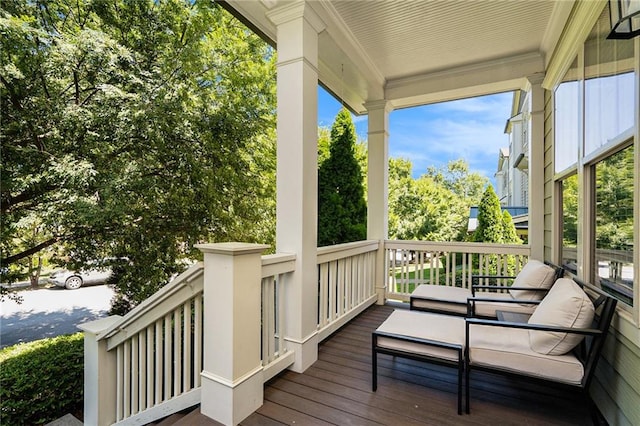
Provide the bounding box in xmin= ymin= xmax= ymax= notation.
xmin=553 ymin=3 xmax=637 ymax=314
xmin=554 ymin=58 xmax=580 ymax=173
xmin=584 ymin=8 xmax=635 ymax=157
xmin=561 ymin=174 xmax=578 ymax=275
xmin=584 ymin=7 xmax=636 ymax=309
xmin=594 ymin=146 xmax=634 ymax=307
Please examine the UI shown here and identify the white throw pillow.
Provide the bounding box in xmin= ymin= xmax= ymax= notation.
xmin=509 ymin=259 xmax=557 ymax=301
xmin=528 ymin=278 xmax=595 ymax=356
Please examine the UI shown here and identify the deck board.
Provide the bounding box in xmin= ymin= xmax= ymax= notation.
xmin=243 ymin=304 xmax=595 ymax=426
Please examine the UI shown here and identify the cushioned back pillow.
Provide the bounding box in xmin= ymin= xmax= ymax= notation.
xmin=509 ymin=259 xmax=557 ymax=301
xmin=528 ymin=278 xmax=595 ymax=355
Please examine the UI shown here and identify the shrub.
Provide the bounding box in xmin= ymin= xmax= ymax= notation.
xmin=0 ymin=333 xmax=84 ymax=425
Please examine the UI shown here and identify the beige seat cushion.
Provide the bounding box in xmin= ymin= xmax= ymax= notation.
xmin=469 ymin=324 xmax=585 ymax=385
xmin=375 ymin=310 xmax=465 ymax=362
xmin=410 ymin=285 xmax=471 ymax=315
xmin=528 ymin=278 xmax=595 ymax=356
xmin=410 ymin=284 xmax=531 ymax=317
xmin=509 ymin=259 xmax=557 ymax=301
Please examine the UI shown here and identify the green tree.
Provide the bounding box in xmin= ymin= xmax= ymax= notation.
xmin=595 ymin=146 xmax=634 ymax=251
xmin=501 ymin=210 xmax=522 ymax=244
xmin=388 ymin=159 xmax=485 ymax=242
xmin=1 ymin=0 xmax=276 ymax=309
xmin=426 ymin=159 xmax=487 ymax=206
xmin=562 ymin=174 xmax=578 ymax=247
xmin=473 ymin=186 xmax=504 ymax=243
xmin=318 ymin=108 xmax=367 ymax=246
xmin=388 ymin=158 xmax=424 ymax=240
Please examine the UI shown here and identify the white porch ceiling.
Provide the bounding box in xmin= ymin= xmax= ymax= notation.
xmin=222 ymin=0 xmax=575 ymax=114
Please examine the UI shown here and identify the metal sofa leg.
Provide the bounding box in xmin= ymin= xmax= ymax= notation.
xmin=372 ymin=337 xmax=378 ymax=391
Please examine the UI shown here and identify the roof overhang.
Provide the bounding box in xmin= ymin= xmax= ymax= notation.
xmin=222 ymin=0 xmax=576 ymax=114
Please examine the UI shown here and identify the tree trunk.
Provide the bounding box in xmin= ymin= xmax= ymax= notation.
xmin=29 ymin=255 xmax=42 ymax=289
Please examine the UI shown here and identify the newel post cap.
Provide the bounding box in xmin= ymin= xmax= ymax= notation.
xmin=195 ymin=242 xmax=270 ymax=256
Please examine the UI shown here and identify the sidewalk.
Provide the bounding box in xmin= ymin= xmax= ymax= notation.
xmin=1 ymin=278 xmax=49 ymax=289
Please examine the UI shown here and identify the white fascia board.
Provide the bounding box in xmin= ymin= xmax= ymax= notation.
xmin=224 ymin=1 xmax=277 ymax=43
xmin=312 ymin=1 xmax=385 ymax=86
xmin=311 ymin=1 xmax=385 ymax=114
xmin=225 ymin=1 xmax=375 ymax=114
xmin=540 ymin=0 xmax=577 ymax=68
xmin=385 ymin=52 xmax=545 ymax=109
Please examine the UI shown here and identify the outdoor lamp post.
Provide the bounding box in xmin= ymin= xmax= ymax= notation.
xmin=608 ymin=0 xmax=640 ymax=39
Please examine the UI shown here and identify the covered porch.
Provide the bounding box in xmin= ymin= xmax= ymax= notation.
xmin=81 ymin=1 xmax=639 ymax=425
xmin=156 ymin=304 xmax=593 ymax=425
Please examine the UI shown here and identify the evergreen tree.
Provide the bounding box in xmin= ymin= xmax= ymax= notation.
xmin=473 ymin=186 xmax=504 ymax=243
xmin=501 ymin=210 xmax=522 ymax=244
xmin=317 ymin=108 xmax=367 ymax=246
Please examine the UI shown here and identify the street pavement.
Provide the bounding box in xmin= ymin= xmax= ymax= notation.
xmin=0 ymin=285 xmax=115 ymax=349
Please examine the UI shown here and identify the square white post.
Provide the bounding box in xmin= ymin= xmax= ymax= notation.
xmin=267 ymin=2 xmax=325 ymax=373
xmin=527 ymin=74 xmax=545 ymax=260
xmin=196 ymin=242 xmax=269 ymax=426
xmin=366 ymin=100 xmax=391 ymax=304
xmin=79 ymin=315 xmax=122 ymax=426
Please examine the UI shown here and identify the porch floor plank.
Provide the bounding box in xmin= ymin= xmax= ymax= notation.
xmin=241 ymin=304 xmax=595 ymax=426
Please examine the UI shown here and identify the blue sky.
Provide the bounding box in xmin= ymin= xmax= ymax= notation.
xmin=318 ymin=87 xmax=513 ymax=186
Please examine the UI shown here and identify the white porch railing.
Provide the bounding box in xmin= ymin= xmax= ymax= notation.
xmin=95 ymin=263 xmax=205 ymax=425
xmin=261 ymin=253 xmax=296 ymax=381
xmin=82 ymin=251 xmax=299 ymax=425
xmin=384 ymin=240 xmax=531 ymax=301
xmin=82 ymin=239 xmax=532 ymax=425
xmin=316 ymin=240 xmax=379 ymax=341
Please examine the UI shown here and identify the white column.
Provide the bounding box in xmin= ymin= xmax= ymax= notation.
xmin=267 ymin=2 xmax=325 ymax=373
xmin=196 ymin=242 xmax=269 ymax=426
xmin=527 ymin=74 xmax=545 ymax=260
xmin=79 ymin=315 xmax=122 ymax=426
xmin=365 ymin=100 xmax=391 ymax=304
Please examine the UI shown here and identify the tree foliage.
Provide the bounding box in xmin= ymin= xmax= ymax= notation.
xmin=595 ymin=146 xmax=634 ymax=252
xmin=561 ymin=174 xmax=578 ymax=247
xmin=388 ymin=159 xmax=487 ymax=241
xmin=501 ymin=210 xmax=522 ymax=244
xmin=317 ymin=108 xmax=367 ymax=246
xmin=473 ymin=186 xmax=504 ymax=243
xmin=1 ymin=0 xmax=276 ymax=309
xmin=426 ymin=159 xmax=486 ymax=205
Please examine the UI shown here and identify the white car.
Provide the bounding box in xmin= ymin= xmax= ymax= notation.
xmin=48 ymin=267 xmax=112 ymax=290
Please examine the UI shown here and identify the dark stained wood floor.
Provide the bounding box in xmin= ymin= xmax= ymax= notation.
xmin=245 ymin=304 xmax=596 ymax=426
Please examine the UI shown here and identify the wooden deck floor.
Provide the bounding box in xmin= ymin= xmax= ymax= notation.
xmin=243 ymin=304 xmax=596 ymax=426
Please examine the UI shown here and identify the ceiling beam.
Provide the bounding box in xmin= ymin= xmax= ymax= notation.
xmin=385 ymin=52 xmax=545 ymax=109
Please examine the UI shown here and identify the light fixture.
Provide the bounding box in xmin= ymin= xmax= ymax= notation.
xmin=608 ymin=0 xmax=640 ymax=39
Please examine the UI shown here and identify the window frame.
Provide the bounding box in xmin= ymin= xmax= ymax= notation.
xmin=551 ymin=19 xmax=640 ymax=325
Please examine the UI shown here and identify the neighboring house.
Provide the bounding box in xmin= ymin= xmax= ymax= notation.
xmin=494 ymin=90 xmax=533 ymax=240
xmin=496 ymin=91 xmax=530 ymax=207
xmin=495 ymin=147 xmax=511 ymax=204
xmin=81 ymin=2 xmax=640 ymax=426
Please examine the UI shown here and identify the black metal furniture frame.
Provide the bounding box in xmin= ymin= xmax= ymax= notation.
xmin=463 ymin=277 xmax=618 ymax=423
xmin=372 ymin=331 xmax=464 ymax=414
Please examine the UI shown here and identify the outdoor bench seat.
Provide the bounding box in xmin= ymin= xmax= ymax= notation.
xmin=410 ymin=259 xmax=563 ymax=317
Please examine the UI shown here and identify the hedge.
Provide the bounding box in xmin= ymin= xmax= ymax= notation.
xmin=0 ymin=333 xmax=84 ymax=425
